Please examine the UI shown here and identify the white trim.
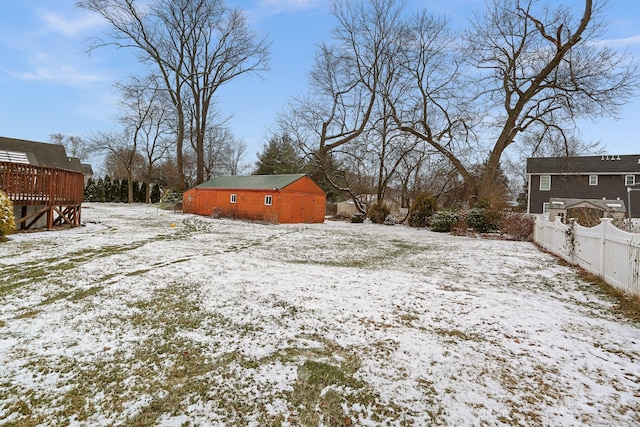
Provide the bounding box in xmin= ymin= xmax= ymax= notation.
xmin=589 ymin=175 xmax=598 ymax=186
xmin=529 ymin=171 xmax=639 ymax=176
xmin=264 ymin=195 xmax=273 ymax=206
xmin=626 ymin=175 xmax=636 ymax=186
xmin=230 ymin=193 xmax=237 ymax=204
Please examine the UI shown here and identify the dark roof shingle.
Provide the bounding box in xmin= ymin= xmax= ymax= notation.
xmin=527 ymin=154 xmax=640 ymax=174
xmin=0 ymin=136 xmax=83 ymax=173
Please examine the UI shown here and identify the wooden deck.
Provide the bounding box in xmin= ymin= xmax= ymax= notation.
xmin=0 ymin=161 xmax=84 ymax=229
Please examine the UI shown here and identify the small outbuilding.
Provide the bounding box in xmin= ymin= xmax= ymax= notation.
xmin=182 ymin=174 xmax=326 ymax=224
xmin=547 ymin=197 xmax=627 ymax=223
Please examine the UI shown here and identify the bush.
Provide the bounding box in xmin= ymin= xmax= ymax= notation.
xmin=499 ymin=213 xmax=534 ymax=241
xmin=408 ymin=193 xmax=438 ymax=228
xmin=0 ymin=190 xmax=15 ymax=239
xmin=465 ymin=200 xmax=502 ymax=233
xmin=160 ymin=188 xmax=184 ymax=205
xmin=350 ymin=212 xmax=365 ymax=223
xmin=368 ymin=200 xmax=390 ymax=224
xmin=431 ymin=209 xmax=459 ymax=232
xmin=383 ymin=214 xmax=397 ymax=226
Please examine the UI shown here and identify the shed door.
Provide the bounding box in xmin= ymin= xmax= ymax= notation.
xmin=292 ymin=194 xmax=304 ymax=223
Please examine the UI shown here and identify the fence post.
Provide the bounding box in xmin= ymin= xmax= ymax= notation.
xmin=599 ymin=218 xmax=612 ymax=278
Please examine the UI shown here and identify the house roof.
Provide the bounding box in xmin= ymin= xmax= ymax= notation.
xmin=549 ymin=197 xmax=626 ymax=213
xmin=527 ymin=154 xmax=640 ymax=174
xmin=0 ymin=136 xmax=83 ymax=173
xmin=196 ymin=174 xmax=308 ymax=190
xmin=81 ymin=163 xmax=94 ymax=176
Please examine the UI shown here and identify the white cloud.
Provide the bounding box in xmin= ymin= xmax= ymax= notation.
xmin=37 ymin=9 xmax=106 ymax=38
xmin=9 ymin=59 xmax=108 ymax=86
xmin=596 ymin=34 xmax=640 ymax=48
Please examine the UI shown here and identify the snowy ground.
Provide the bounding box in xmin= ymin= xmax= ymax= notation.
xmin=1 ymin=203 xmax=639 ymax=426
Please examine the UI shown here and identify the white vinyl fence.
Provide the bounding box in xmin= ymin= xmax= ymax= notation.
xmin=533 ymin=216 xmax=640 ymax=295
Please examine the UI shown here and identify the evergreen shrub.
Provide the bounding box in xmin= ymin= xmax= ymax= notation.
xmin=465 ymin=200 xmax=502 ymax=233
xmin=351 ymin=212 xmax=365 ymax=223
xmin=150 ymin=184 xmax=161 ymax=204
xmin=408 ymin=193 xmax=438 ymax=227
xmin=0 ymin=190 xmax=15 ymax=239
xmin=430 ymin=209 xmax=459 ymax=232
xmin=368 ymin=200 xmax=390 ymax=224
xmin=383 ymin=214 xmax=397 ymax=225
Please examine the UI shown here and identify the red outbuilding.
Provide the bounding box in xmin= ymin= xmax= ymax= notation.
xmin=182 ymin=174 xmax=326 ymax=224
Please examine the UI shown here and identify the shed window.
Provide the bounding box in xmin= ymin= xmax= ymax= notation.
xmin=626 ymin=175 xmax=636 ymax=186
xmin=230 ymin=194 xmax=237 ymax=204
xmin=264 ymin=195 xmax=273 ymax=206
xmin=589 ymin=175 xmax=598 ymax=186
xmin=543 ymin=202 xmax=550 ymax=213
xmin=539 ymin=175 xmax=551 ymax=191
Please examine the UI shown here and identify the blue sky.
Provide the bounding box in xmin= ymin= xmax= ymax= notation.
xmin=1 ymin=0 xmax=639 ymax=169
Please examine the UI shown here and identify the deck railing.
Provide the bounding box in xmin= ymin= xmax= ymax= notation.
xmin=0 ymin=161 xmax=84 ymax=229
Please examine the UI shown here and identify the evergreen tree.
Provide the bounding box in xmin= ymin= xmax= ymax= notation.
xmin=120 ymin=178 xmax=129 ymax=203
xmin=150 ymin=183 xmax=161 ymax=203
xmin=139 ymin=181 xmax=147 ymax=203
xmin=96 ymin=178 xmax=106 ymax=202
xmin=103 ymin=176 xmax=114 ymax=202
xmin=83 ymin=178 xmax=96 ymax=201
xmin=305 ymin=151 xmax=345 ymax=203
xmin=132 ymin=181 xmax=142 ymax=203
xmin=254 ymin=134 xmax=304 ymax=175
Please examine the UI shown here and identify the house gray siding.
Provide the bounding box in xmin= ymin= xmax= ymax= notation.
xmin=527 ymin=155 xmax=640 ymax=218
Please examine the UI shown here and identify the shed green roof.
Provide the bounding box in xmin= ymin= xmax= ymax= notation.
xmin=196 ymin=174 xmax=307 ymax=190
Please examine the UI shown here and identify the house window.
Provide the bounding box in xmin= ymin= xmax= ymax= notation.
xmin=589 ymin=175 xmax=598 ymax=186
xmin=264 ymin=195 xmax=273 ymax=206
xmin=626 ymin=175 xmax=636 ymax=186
xmin=539 ymin=175 xmax=551 ymax=191
xmin=230 ymin=194 xmax=237 ymax=204
xmin=543 ymin=202 xmax=550 ymax=213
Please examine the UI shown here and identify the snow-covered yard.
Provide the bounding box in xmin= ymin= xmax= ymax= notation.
xmin=1 ymin=203 xmax=639 ymax=426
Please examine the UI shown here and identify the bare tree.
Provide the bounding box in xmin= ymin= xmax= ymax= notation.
xmin=49 ymin=134 xmax=90 ymax=162
xmin=89 ymin=129 xmax=145 ymax=202
xmin=116 ymin=75 xmax=172 ymax=202
xmin=202 ymin=125 xmax=247 ymax=178
xmin=394 ymin=0 xmax=638 ymax=204
xmin=281 ymin=0 xmax=406 ymax=212
xmin=78 ymin=0 xmax=270 ymax=187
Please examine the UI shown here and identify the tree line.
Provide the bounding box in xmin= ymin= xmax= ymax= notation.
xmin=63 ymin=0 xmax=637 ymax=212
xmin=84 ymin=177 xmax=161 ymax=204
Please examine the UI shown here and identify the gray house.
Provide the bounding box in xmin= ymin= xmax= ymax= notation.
xmin=526 ymin=154 xmax=640 ymax=219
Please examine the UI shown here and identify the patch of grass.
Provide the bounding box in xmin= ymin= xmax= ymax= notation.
xmin=14 ymin=309 xmax=42 ymax=319
xmin=578 ymin=271 xmax=640 ymax=324
xmin=433 ymin=327 xmax=482 ymax=342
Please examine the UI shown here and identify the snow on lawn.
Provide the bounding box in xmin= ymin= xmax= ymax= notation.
xmin=1 ymin=203 xmax=639 ymax=426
